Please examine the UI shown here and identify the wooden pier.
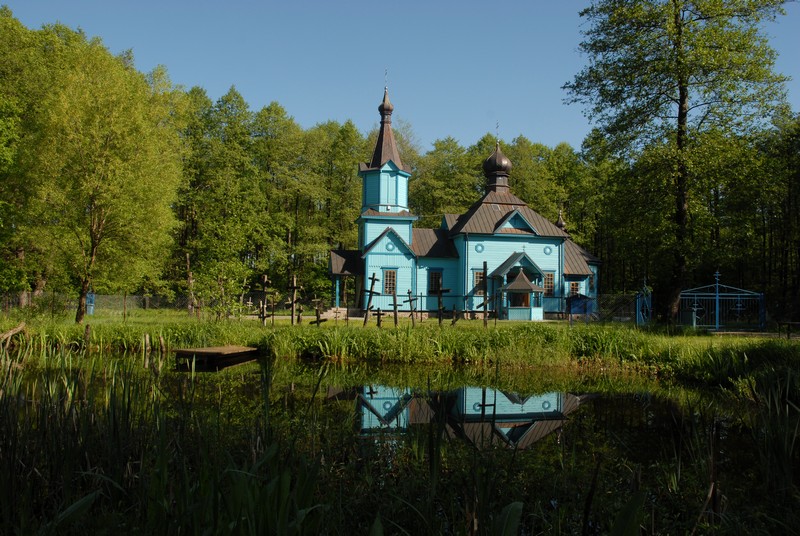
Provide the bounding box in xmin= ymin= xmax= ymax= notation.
xmin=175 ymin=345 xmax=260 ymax=372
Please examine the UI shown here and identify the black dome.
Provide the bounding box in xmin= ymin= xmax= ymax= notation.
xmin=482 ymin=142 xmax=512 ymax=177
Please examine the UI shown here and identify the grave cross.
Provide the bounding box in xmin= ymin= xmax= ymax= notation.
xmin=437 ymin=287 xmax=452 ymax=326
xmin=390 ymin=290 xmax=401 ymax=327
xmin=374 ymin=307 xmax=387 ymax=328
xmin=403 ymin=289 xmax=418 ymax=328
xmin=258 ymin=274 xmax=272 ymax=327
xmin=362 ymin=273 xmax=381 ymax=326
xmin=311 ymin=295 xmax=327 ymax=326
xmin=287 ymin=275 xmax=303 ymax=326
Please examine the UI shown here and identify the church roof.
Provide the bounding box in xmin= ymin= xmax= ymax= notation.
xmin=563 ymin=239 xmax=601 ymax=276
xmin=411 ymin=228 xmax=459 ymax=258
xmin=448 ymin=192 xmax=568 ymax=238
xmin=360 ymin=208 xmax=415 ymax=218
xmin=447 ymin=142 xmax=569 ymax=238
xmin=360 ymin=88 xmax=409 ymax=173
xmin=330 ymin=249 xmax=363 ymax=276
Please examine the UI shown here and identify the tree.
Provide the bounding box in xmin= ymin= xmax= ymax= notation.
xmin=411 ymin=137 xmax=481 ymax=227
xmin=19 ymin=33 xmax=182 ymax=323
xmin=564 ymin=0 xmax=788 ymax=319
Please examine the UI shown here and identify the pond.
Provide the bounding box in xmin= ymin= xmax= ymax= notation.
xmin=262 ymin=360 xmax=799 ymax=534
xmin=1 ymin=349 xmax=798 ymax=534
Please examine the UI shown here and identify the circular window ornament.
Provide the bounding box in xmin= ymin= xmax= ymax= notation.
xmin=383 ymin=401 xmax=393 ymax=411
xmin=386 ymin=243 xmax=395 ymax=251
xmin=543 ymin=246 xmax=553 ymax=256
xmin=473 ymin=402 xmax=482 ymax=412
xmin=474 ymin=244 xmax=485 ymax=253
xmin=542 ymin=400 xmax=551 ymax=410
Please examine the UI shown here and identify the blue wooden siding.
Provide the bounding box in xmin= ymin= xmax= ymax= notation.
xmin=416 ymin=258 xmax=460 ymax=311
xmin=362 ymin=220 xmax=413 ymax=246
xmin=361 ymin=163 xmax=411 ymax=212
xmin=453 ymin=388 xmax=562 ymax=421
xmin=460 ymin=236 xmax=563 ymax=311
xmin=359 ymin=385 xmax=412 ymax=432
xmin=364 ymin=234 xmax=415 ymax=310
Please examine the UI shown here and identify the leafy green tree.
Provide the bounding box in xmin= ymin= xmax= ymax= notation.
xmin=757 ymin=112 xmax=800 ymax=318
xmin=18 ymin=33 xmax=182 ymax=323
xmin=250 ymin=101 xmax=304 ymax=292
xmin=565 ymin=0 xmax=788 ymax=318
xmin=176 ymin=87 xmax=262 ymax=315
xmin=411 ymin=137 xmax=481 ymax=227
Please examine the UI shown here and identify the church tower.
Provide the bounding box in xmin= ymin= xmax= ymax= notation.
xmin=357 ymin=88 xmax=416 ymax=249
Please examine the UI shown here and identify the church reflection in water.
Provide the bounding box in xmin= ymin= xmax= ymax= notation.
xmin=326 ymin=385 xmax=588 ymax=450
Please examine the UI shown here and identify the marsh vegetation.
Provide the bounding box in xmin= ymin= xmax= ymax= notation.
xmin=1 ymin=316 xmax=798 ymax=533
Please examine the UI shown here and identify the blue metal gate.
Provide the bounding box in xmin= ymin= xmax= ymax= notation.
xmin=679 ymin=272 xmax=765 ymax=331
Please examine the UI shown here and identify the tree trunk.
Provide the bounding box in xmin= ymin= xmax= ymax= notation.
xmin=75 ymin=277 xmax=90 ymax=324
xmin=668 ymin=1 xmax=690 ymax=322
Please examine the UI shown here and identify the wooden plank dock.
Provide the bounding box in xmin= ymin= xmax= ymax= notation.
xmin=175 ymin=345 xmax=260 ymax=372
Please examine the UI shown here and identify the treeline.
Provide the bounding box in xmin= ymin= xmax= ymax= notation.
xmin=0 ymin=8 xmax=797 ymax=322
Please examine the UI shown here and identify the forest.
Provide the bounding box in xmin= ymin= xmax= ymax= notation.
xmin=0 ymin=3 xmax=798 ymax=324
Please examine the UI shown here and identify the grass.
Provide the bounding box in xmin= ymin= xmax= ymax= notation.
xmin=1 ymin=312 xmax=799 ymax=532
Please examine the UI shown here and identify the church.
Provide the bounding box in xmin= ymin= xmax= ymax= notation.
xmin=330 ymin=89 xmax=599 ymax=320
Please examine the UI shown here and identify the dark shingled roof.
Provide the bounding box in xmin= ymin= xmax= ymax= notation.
xmin=360 ymin=209 xmax=415 ymax=218
xmin=411 ymin=229 xmax=459 ymax=258
xmin=442 ymin=214 xmax=460 ymax=230
xmin=448 ymin=192 xmax=568 ymax=238
xmin=502 ymin=271 xmax=544 ymax=292
xmin=563 ymin=240 xmax=601 ymax=276
xmin=330 ymin=249 xmax=363 ymax=276
xmin=359 ymin=88 xmax=409 ymax=173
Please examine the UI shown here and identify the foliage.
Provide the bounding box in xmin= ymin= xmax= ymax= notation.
xmin=565 ymin=0 xmax=789 ymax=318
xmin=1 ymin=7 xmax=799 ymax=323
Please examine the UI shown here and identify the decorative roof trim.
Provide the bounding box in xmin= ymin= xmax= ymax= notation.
xmin=362 ymin=227 xmax=416 ymax=259
xmin=490 ymin=251 xmax=544 ymax=278
xmin=494 ymin=209 xmax=539 ymax=235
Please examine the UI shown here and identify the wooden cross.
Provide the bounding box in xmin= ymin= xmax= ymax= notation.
xmin=311 ymin=295 xmax=327 ymax=326
xmin=287 ymin=275 xmax=302 ymax=326
xmin=403 ymin=289 xmax=418 ymax=328
xmin=258 ymin=274 xmax=272 ymax=327
xmin=437 ymin=287 xmax=451 ymax=326
xmin=390 ymin=290 xmax=400 ymax=327
xmin=362 ymin=273 xmax=381 ymax=326
xmin=374 ymin=307 xmax=387 ymax=328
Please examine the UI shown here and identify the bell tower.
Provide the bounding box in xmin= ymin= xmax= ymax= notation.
xmin=357 ymin=88 xmax=416 ymax=249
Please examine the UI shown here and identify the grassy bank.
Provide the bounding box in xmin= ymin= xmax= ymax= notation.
xmin=3 ymin=314 xmax=799 ymax=392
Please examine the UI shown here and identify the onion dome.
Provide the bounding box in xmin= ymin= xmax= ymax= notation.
xmin=366 ymin=87 xmax=404 ymax=170
xmin=378 ymin=87 xmax=394 ymax=116
xmin=556 ymin=210 xmax=567 ymax=232
xmin=482 ymin=141 xmax=513 ymax=177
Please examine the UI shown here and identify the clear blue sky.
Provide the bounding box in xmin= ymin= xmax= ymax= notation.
xmin=4 ymin=1 xmax=798 ymax=151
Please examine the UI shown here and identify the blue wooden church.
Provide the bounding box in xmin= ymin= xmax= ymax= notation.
xmin=330 ymin=89 xmax=599 ymax=320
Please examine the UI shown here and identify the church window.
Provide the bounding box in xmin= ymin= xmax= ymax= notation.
xmin=570 ymin=282 xmax=580 ymax=296
xmin=429 ymin=270 xmax=442 ymax=295
xmin=544 ymin=273 xmax=554 ymax=297
xmin=474 ymin=270 xmax=486 ymax=296
xmin=383 ymin=270 xmax=397 ymax=296
xmin=589 ymin=274 xmax=595 ymax=291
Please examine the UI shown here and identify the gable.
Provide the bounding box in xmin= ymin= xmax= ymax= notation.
xmin=362 ymin=227 xmax=415 ymax=258
xmin=496 ymin=210 xmax=538 ymax=235
xmin=490 ymin=251 xmax=545 ymax=279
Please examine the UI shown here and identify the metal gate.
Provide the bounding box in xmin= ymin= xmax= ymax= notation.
xmin=679 ymin=272 xmax=765 ymax=331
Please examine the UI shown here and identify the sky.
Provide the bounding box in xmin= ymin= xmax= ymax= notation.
xmin=4 ymin=1 xmax=799 ymax=152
